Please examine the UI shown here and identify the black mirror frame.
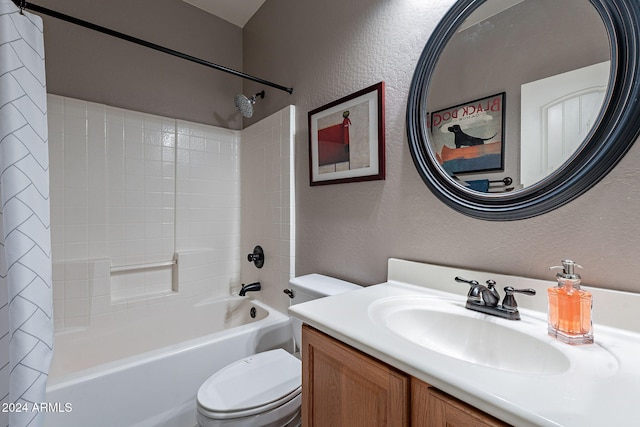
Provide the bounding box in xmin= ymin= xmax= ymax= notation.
xmin=407 ymin=0 xmax=640 ymax=221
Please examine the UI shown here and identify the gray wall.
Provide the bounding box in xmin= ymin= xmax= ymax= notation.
xmin=243 ymin=0 xmax=640 ymax=293
xmin=39 ymin=0 xmax=243 ymax=128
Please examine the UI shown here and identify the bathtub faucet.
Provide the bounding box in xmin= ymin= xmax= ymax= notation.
xmin=239 ymin=282 xmax=261 ymax=296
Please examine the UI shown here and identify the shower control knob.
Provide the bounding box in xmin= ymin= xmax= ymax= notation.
xmin=247 ymin=245 xmax=264 ymax=269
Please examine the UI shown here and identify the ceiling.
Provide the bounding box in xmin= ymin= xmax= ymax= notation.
xmin=181 ymin=0 xmax=266 ymax=27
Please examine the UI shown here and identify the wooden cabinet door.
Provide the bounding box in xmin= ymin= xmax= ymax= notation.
xmin=302 ymin=325 xmax=409 ymax=427
xmin=412 ymin=378 xmax=510 ymax=427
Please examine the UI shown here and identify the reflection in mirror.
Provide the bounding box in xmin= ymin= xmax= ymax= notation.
xmin=425 ymin=0 xmax=610 ymax=193
xmin=521 ymin=61 xmax=609 ymax=186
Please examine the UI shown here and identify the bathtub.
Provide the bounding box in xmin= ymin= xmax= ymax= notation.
xmin=44 ymin=297 xmax=292 ymax=427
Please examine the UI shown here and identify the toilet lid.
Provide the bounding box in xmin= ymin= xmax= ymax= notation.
xmin=197 ymin=349 xmax=301 ymax=418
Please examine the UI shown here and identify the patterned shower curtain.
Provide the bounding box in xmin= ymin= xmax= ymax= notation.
xmin=0 ymin=1 xmax=54 ymax=426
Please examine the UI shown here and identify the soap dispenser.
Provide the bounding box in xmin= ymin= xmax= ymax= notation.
xmin=548 ymin=260 xmax=593 ymax=345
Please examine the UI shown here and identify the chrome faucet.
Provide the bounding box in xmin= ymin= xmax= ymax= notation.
xmin=454 ymin=276 xmax=535 ymax=320
xmin=239 ymin=281 xmax=261 ymax=296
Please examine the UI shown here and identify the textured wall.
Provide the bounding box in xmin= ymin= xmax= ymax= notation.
xmin=38 ymin=0 xmax=243 ymax=129
xmin=243 ymin=0 xmax=640 ymax=293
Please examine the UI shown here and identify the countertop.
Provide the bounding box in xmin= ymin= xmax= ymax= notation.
xmin=288 ymin=259 xmax=640 ymax=427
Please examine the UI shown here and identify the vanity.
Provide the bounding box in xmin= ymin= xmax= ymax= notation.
xmin=302 ymin=325 xmax=508 ymax=426
xmin=291 ymin=0 xmax=640 ymax=423
xmin=289 ymin=259 xmax=640 ymax=426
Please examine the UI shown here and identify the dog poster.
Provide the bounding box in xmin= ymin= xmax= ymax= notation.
xmin=429 ymin=92 xmax=505 ymax=175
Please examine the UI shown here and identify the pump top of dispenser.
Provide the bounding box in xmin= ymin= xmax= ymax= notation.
xmin=549 ymin=259 xmax=583 ymax=280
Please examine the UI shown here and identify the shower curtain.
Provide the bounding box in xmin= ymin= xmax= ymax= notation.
xmin=0 ymin=1 xmax=53 ymax=427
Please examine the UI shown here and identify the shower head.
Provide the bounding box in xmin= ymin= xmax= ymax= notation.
xmin=234 ymin=90 xmax=265 ymax=118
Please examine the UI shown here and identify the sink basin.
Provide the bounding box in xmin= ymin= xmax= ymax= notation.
xmin=369 ymin=296 xmax=571 ymax=375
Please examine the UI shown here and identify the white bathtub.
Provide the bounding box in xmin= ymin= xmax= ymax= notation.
xmin=44 ymin=297 xmax=292 ymax=427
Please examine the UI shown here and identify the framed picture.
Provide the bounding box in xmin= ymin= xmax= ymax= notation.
xmin=429 ymin=92 xmax=505 ymax=175
xmin=308 ymin=82 xmax=385 ymax=185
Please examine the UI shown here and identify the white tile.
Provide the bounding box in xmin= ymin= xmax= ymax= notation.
xmin=65 ymin=298 xmax=89 ymax=317
xmin=162 ymin=161 xmax=176 ymax=178
xmin=188 ymin=123 xmax=205 ymax=138
xmin=49 ymin=95 xmax=294 ymax=326
xmin=47 ymin=94 xmax=64 ymax=114
xmin=144 ymin=130 xmax=162 ymax=147
xmin=52 ymin=281 xmax=64 ymax=301
xmin=124 ymin=223 xmax=145 ymax=240
xmin=125 ymin=207 xmax=145 ymax=223
xmin=144 ymin=223 xmax=162 ymax=239
xmin=48 ymin=113 xmax=64 ymax=140
xmin=145 ymin=160 xmax=162 ymax=177
xmin=125 ymin=141 xmax=144 ymax=160
xmin=177 ymin=133 xmax=189 ymax=149
xmin=64 ymin=279 xmax=89 ymax=299
xmin=63 ymin=98 xmax=87 ymax=118
xmin=90 ymin=312 xmax=114 ymax=329
xmin=144 ymin=207 xmax=162 ymax=223
xmin=64 ymin=225 xmax=88 ymax=244
xmin=87 ymin=110 xmax=106 ymax=141
xmin=162 ymin=146 xmax=175 ymax=162
xmin=53 ymin=299 xmax=64 ymax=321
xmin=176 ymin=148 xmax=190 ymax=164
xmin=63 ymin=115 xmax=87 ymax=138
xmin=64 ymin=316 xmax=89 ymax=329
xmin=144 ymin=144 xmax=163 ymax=162
xmin=161 ymin=118 xmax=175 ymax=134
xmin=162 ymin=131 xmax=175 ymax=148
xmin=176 ymin=121 xmax=190 ymax=136
xmin=64 ymin=261 xmax=89 ymax=280
xmin=125 ymin=190 xmax=145 ymax=207
xmin=124 ymin=111 xmax=144 ymax=128
xmin=143 ymin=114 xmax=163 ymax=131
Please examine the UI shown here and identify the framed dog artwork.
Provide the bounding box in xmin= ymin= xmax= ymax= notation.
xmin=429 ymin=92 xmax=505 ymax=175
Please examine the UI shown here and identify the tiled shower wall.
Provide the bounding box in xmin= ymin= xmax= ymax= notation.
xmin=48 ymin=95 xmax=242 ymax=329
xmin=241 ymin=106 xmax=296 ymax=314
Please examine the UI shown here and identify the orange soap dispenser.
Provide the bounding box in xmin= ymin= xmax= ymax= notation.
xmin=548 ymin=260 xmax=593 ymax=345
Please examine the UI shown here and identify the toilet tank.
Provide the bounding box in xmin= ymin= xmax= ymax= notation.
xmin=289 ymin=273 xmax=361 ymax=303
xmin=288 ymin=274 xmax=361 ymax=348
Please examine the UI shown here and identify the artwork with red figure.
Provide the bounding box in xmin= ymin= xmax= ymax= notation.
xmin=318 ymin=110 xmax=351 ymax=166
xmin=308 ymin=81 xmax=384 ymax=185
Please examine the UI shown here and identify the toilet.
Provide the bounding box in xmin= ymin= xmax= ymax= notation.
xmin=196 ymin=274 xmax=361 ymax=427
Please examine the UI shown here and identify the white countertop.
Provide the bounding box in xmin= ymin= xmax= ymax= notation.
xmin=288 ymin=259 xmax=640 ymax=427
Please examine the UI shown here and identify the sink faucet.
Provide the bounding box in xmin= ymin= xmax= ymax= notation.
xmin=239 ymin=281 xmax=261 ymax=296
xmin=454 ymin=276 xmax=535 ymax=320
xmin=463 ymin=278 xmax=500 ymax=306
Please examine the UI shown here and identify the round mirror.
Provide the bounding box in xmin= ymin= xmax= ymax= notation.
xmin=407 ymin=0 xmax=640 ymax=220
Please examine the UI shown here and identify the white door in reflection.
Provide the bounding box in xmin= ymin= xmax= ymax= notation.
xmin=520 ymin=61 xmax=609 ymax=187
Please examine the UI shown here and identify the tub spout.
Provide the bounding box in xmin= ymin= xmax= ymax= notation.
xmin=239 ymin=282 xmax=261 ymax=296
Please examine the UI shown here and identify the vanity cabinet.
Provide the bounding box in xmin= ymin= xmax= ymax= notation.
xmin=411 ymin=379 xmax=509 ymax=427
xmin=302 ymin=325 xmax=510 ymax=427
xmin=301 ymin=325 xmax=409 ymax=426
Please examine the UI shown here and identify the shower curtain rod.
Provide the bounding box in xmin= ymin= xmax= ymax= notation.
xmin=13 ymin=0 xmax=294 ymax=94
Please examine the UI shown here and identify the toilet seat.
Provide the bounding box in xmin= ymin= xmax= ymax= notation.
xmin=197 ymin=349 xmax=301 ymax=420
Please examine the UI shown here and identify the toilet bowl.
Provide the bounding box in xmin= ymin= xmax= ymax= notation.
xmin=196 ymin=274 xmax=361 ymax=427
xmin=196 ymin=349 xmax=301 ymax=427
